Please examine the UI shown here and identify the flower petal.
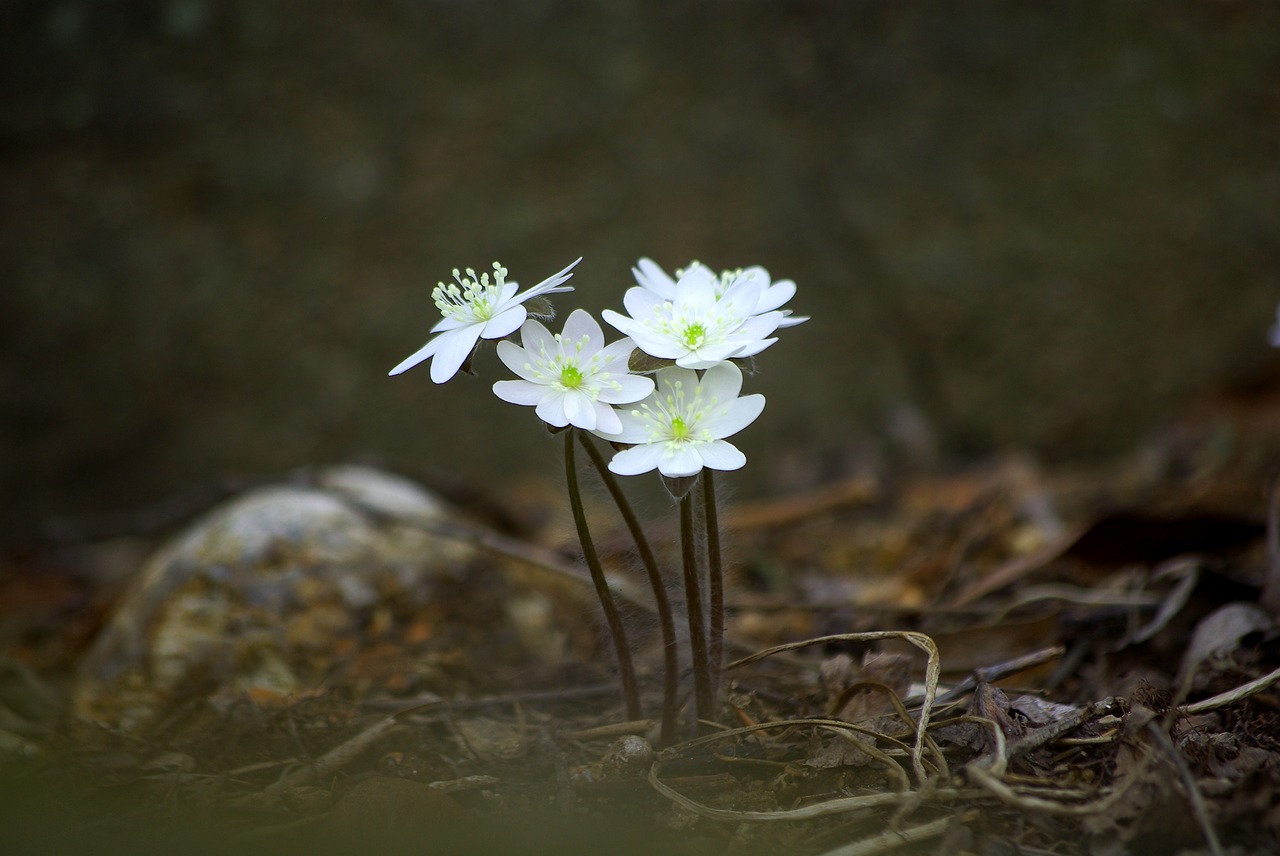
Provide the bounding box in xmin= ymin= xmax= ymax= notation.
xmin=481 ymin=305 xmax=527 ymax=340
xmin=535 ymin=392 xmax=570 ymax=427
xmin=495 ymin=339 xmax=537 ymax=380
xmin=632 ymin=258 xmax=676 ymax=299
xmin=727 ymin=336 xmax=777 ymax=358
xmin=561 ymin=309 xmax=604 ymax=354
xmin=659 ymin=445 xmax=704 ymax=478
xmin=696 ymin=440 xmax=746 ymax=471
xmin=519 ymin=317 xmax=558 ymax=358
xmin=609 ymin=443 xmax=665 ymax=476
xmin=561 ymin=391 xmax=596 ymax=430
xmin=388 ymin=335 xmax=446 ymax=376
xmin=521 ymin=257 xmax=581 ymax=299
xmin=596 ymin=337 xmax=638 ymax=366
xmin=600 ymin=405 xmax=654 ymax=444
xmin=598 ymin=373 xmax=655 ymax=404
xmin=492 ymin=379 xmax=546 ymax=406
xmin=592 ymin=401 xmax=622 ymax=435
xmin=698 ymin=361 xmax=744 ymax=402
xmin=702 ymin=393 xmax=765 ymax=439
xmin=621 ymin=286 xmax=663 ymax=321
xmin=428 ymin=325 xmax=484 ymax=384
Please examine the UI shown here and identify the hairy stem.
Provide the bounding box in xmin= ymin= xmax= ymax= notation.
xmin=702 ymin=469 xmax=724 ymax=705
xmin=579 ymin=432 xmax=679 ymax=746
xmin=681 ymin=491 xmax=713 ymax=726
xmin=565 ymin=429 xmax=641 ymax=721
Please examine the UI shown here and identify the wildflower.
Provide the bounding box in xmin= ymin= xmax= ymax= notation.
xmin=389 ymin=258 xmax=580 ymax=383
xmin=598 ymin=361 xmax=765 ymax=478
xmin=603 ymin=265 xmax=782 ymax=370
xmin=631 ymin=258 xmax=809 ymax=328
xmin=492 ymin=310 xmax=654 ymax=434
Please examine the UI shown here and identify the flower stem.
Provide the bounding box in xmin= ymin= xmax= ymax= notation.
xmin=702 ymin=469 xmax=724 ymax=705
xmin=565 ymin=429 xmax=641 ymax=721
xmin=578 ymin=432 xmax=679 ymax=746
xmin=681 ymin=492 xmax=714 ymax=727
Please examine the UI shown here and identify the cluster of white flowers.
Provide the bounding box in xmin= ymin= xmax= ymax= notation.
xmin=390 ymin=256 xmax=805 ymax=480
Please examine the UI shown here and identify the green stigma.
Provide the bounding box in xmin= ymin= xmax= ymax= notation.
xmin=682 ymin=323 xmax=707 ymax=348
xmin=670 ymin=416 xmax=691 ymax=440
xmin=559 ymin=365 xmax=585 ymax=389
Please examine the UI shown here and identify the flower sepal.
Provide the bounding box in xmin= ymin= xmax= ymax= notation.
xmin=660 ymin=474 xmax=698 ymax=500
xmin=627 ymin=349 xmax=677 ymax=374
xmin=523 ymin=296 xmax=557 ymax=323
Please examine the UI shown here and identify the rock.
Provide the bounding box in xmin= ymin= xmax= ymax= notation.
xmin=70 ymin=466 xmax=563 ymax=734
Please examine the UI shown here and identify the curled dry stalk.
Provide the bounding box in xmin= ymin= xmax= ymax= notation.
xmin=565 ymin=429 xmax=642 ymax=721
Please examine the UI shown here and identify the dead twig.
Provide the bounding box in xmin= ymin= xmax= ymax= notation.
xmin=1178 ymin=665 xmax=1280 ymax=715
xmin=728 ymin=631 xmax=941 ymax=784
xmin=814 ymin=812 xmax=962 ymax=856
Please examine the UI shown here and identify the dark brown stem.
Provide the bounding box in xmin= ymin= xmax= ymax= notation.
xmin=565 ymin=429 xmax=641 ymax=721
xmin=579 ymin=432 xmax=679 ymax=746
xmin=702 ymin=469 xmax=724 ymax=705
xmin=681 ymin=492 xmax=713 ymax=726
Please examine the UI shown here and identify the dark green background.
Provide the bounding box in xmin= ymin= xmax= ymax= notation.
xmin=3 ymin=1 xmax=1277 ymax=542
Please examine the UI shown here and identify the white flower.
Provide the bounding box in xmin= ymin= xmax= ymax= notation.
xmin=602 ymin=264 xmax=783 ymax=369
xmin=631 ymin=258 xmax=809 ymax=329
xmin=597 ymin=362 xmax=765 ymax=478
xmin=389 ymin=258 xmax=580 ymax=383
xmin=492 ymin=309 xmax=655 ymax=434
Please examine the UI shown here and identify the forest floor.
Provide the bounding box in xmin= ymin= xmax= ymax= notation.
xmin=3 ymin=370 xmax=1280 ymax=855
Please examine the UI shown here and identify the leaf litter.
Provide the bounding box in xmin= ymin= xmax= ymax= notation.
xmin=3 ymin=387 xmax=1280 ymax=854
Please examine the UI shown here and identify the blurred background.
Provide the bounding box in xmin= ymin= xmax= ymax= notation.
xmin=2 ymin=0 xmax=1278 ymax=544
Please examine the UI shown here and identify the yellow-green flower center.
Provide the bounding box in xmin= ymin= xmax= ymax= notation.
xmin=682 ymin=323 xmax=707 ymax=348
xmin=669 ymin=415 xmax=691 ymax=440
xmin=559 ymin=365 xmax=584 ymax=389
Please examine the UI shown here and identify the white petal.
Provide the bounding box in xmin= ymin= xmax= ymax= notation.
xmin=632 ymin=258 xmax=676 ymax=299
xmin=592 ymin=401 xmax=622 ymax=435
xmin=535 ymin=392 xmax=570 ymax=427
xmin=601 ymin=309 xmax=637 ymax=337
xmin=627 ymin=330 xmax=687 ymax=360
xmin=498 ymin=281 xmax=519 ymax=304
xmin=698 ymin=361 xmax=744 ymax=401
xmin=621 ymin=286 xmax=663 ymax=321
xmin=696 ymin=440 xmax=746 ymax=471
xmin=600 ymin=405 xmax=655 ymax=444
xmin=492 ymin=379 xmax=546 ymax=406
xmin=522 ymin=257 xmax=581 ymax=298
xmin=777 ymin=313 xmax=810 ymax=328
xmin=755 ymin=279 xmax=796 ymax=313
xmin=596 ymin=337 xmax=638 ymax=367
xmin=561 ymin=309 xmax=604 ymax=354
xmin=428 ymin=325 xmax=483 ymax=384
xmin=495 ymin=338 xmax=538 ymax=380
xmin=481 ymin=305 xmax=527 ymax=340
xmin=430 ymin=316 xmax=468 ymax=333
xmin=659 ymin=445 xmax=704 ymax=478
xmin=674 ymin=352 xmax=732 ymax=370
xmin=729 ymin=336 xmax=778 ymax=358
xmin=716 ymin=279 xmax=763 ymax=321
xmin=388 ymin=335 xmax=446 ymax=376
xmin=562 ymin=391 xmax=596 ymax=430
xmin=598 ymin=373 xmax=655 ymax=404
xmin=654 ymin=367 xmax=697 ymax=398
xmin=519 ymin=317 xmax=558 ymax=358
xmin=739 ymin=310 xmax=784 ymax=337
xmin=608 ymin=443 xmax=665 ymax=476
xmin=702 ymin=393 xmax=765 ymax=439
